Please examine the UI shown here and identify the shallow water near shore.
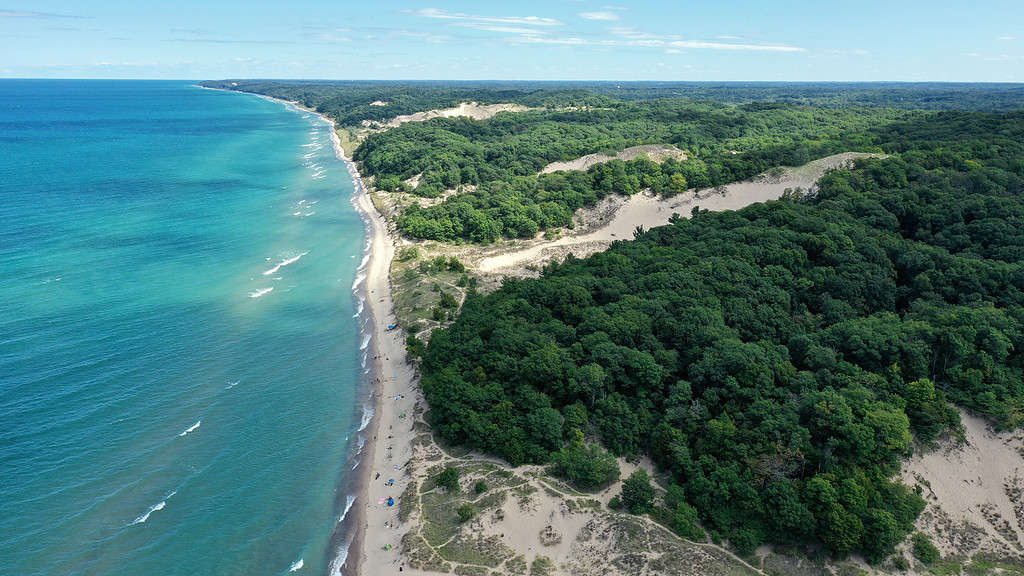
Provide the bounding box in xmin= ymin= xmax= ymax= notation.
xmin=0 ymin=80 xmax=366 ymax=575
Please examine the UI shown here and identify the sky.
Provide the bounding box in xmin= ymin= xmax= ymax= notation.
xmin=1 ymin=1 xmax=1022 ymax=81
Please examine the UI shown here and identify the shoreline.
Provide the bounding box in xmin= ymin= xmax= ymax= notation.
xmin=204 ymin=86 xmax=416 ymax=576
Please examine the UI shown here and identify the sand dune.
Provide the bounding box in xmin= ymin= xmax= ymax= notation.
xmin=381 ymin=102 xmax=529 ymax=128
xmin=539 ymin=143 xmax=688 ymax=174
xmin=479 ymin=152 xmax=881 ymax=275
xmin=902 ymin=409 xmax=1024 ymax=564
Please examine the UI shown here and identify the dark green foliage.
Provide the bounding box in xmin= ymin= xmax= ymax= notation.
xmin=437 ymin=467 xmax=460 ymax=492
xmin=608 ymin=495 xmax=622 ymax=510
xmin=912 ymin=532 xmax=940 ymax=564
xmin=474 ymin=480 xmax=488 ymax=494
xmin=406 ymin=334 xmax=425 ymax=359
xmin=439 ymin=291 xmax=459 ymax=309
xmin=456 ymin=504 xmax=475 ymax=523
xmin=654 ymin=483 xmax=706 ymax=541
xmin=620 ymin=470 xmax=655 ymax=515
xmin=549 ymin=438 xmax=620 ymax=489
xmin=419 ymin=113 xmax=1024 ymax=559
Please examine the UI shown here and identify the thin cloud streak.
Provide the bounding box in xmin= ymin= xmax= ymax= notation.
xmin=580 ymin=12 xmax=620 ymax=21
xmin=511 ymin=35 xmax=805 ymax=52
xmin=412 ymin=8 xmax=562 ymax=27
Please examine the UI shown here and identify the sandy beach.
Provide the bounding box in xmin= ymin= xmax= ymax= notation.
xmin=285 ymin=95 xmax=420 ymax=576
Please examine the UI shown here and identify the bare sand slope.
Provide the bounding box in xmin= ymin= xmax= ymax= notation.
xmin=383 ymin=102 xmax=529 ymax=128
xmin=539 ymin=144 xmax=688 ymax=174
xmin=479 ymin=152 xmax=881 ymax=274
xmin=902 ymin=410 xmax=1024 ymax=563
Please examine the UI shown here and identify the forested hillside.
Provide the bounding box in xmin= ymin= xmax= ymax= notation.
xmin=358 ymin=102 xmax=899 ymax=241
xmin=419 ymin=112 xmax=1024 ymax=560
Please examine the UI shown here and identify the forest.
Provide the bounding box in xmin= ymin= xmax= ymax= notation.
xmin=360 ymin=102 xmax=902 ymax=241
xmin=419 ymin=112 xmax=1024 ymax=559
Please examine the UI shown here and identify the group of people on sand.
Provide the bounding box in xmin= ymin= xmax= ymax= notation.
xmin=374 ymin=320 xmax=412 ymax=571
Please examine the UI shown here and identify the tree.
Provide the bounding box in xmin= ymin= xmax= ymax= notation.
xmin=620 ymin=469 xmax=655 ymax=515
xmin=550 ymin=442 xmax=620 ymax=489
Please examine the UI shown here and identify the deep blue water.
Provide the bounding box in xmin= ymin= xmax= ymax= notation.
xmin=0 ymin=80 xmax=367 ymax=575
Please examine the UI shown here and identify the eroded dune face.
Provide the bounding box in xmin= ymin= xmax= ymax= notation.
xmin=902 ymin=409 xmax=1024 ymax=562
xmin=478 ymin=152 xmax=881 ymax=275
xmin=385 ymin=102 xmax=529 ymax=127
xmin=539 ymin=144 xmax=689 ymax=174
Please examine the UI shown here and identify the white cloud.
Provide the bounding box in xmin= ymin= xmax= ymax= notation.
xmin=580 ymin=12 xmax=619 ymax=21
xmin=997 ymin=36 xmax=1015 ymax=41
xmin=715 ymin=35 xmax=741 ymax=40
xmin=667 ymin=39 xmax=803 ymax=52
xmin=452 ymin=23 xmax=548 ymax=35
xmin=413 ymin=8 xmax=562 ymax=26
xmin=664 ymin=48 xmax=683 ymax=54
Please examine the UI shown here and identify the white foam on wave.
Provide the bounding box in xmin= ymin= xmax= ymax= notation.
xmin=359 ymin=333 xmax=371 ymax=350
xmin=263 ymin=251 xmax=309 ymax=276
xmin=358 ymin=254 xmax=370 ymax=270
xmin=248 ymin=287 xmax=274 ymax=299
xmin=358 ymin=404 xmax=373 ymax=431
xmin=178 ymin=421 xmax=201 ymax=437
xmin=225 ymin=380 xmax=240 ymax=390
xmin=288 ymin=558 xmax=304 ymax=572
xmin=326 ymin=539 xmax=351 ymax=576
xmin=352 ymin=272 xmax=366 ymax=290
xmin=339 ymin=494 xmax=356 ymax=523
xmin=131 ymin=490 xmax=176 ymax=525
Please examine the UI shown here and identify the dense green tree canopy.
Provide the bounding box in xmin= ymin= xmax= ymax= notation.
xmin=419 ymin=112 xmax=1024 ymax=559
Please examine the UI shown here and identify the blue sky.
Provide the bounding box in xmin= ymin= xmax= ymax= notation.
xmin=1 ymin=1 xmax=1022 ymax=81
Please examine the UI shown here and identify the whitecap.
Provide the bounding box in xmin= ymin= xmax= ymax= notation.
xmin=288 ymin=558 xmax=304 ymax=572
xmin=225 ymin=380 xmax=240 ymax=390
xmin=179 ymin=421 xmax=201 ymax=437
xmin=248 ymin=287 xmax=274 ymax=298
xmin=358 ymin=254 xmax=370 ymax=269
xmin=131 ymin=490 xmax=176 ymax=525
xmin=263 ymin=251 xmax=309 ymax=276
xmin=359 ymin=333 xmax=371 ymax=350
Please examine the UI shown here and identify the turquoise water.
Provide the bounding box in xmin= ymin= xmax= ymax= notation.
xmin=0 ymin=81 xmax=367 ymax=575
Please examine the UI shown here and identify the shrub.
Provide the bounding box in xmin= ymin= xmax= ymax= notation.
xmin=474 ymin=480 xmax=488 ymax=494
xmin=437 ymin=467 xmax=460 ymax=492
xmin=912 ymin=532 xmax=939 ymax=564
xmin=456 ymin=504 xmax=475 ymax=523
